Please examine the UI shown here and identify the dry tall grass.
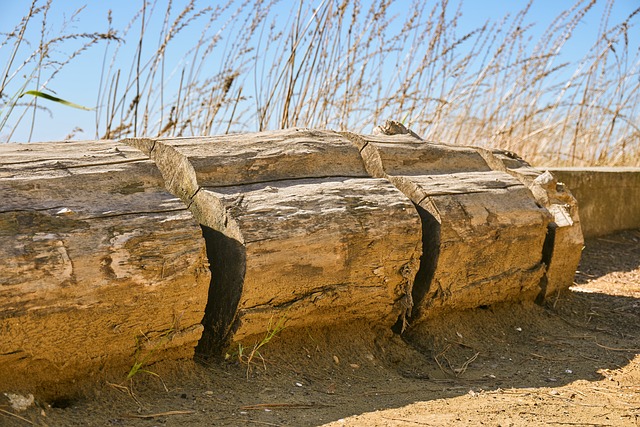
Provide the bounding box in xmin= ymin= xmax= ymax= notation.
xmin=1 ymin=0 xmax=638 ymax=166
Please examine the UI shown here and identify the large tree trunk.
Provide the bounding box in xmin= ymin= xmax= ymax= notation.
xmin=0 ymin=129 xmax=583 ymax=397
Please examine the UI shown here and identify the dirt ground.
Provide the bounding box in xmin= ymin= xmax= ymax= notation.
xmin=2 ymin=229 xmax=639 ymax=427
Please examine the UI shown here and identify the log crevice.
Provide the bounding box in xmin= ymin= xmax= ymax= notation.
xmin=196 ymin=225 xmax=246 ymax=357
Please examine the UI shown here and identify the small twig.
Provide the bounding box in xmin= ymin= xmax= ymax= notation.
xmin=454 ymin=352 xmax=480 ymax=376
xmin=485 ymin=388 xmax=525 ymax=395
xmin=364 ymin=385 xmax=446 ymax=396
xmin=595 ymin=238 xmax=623 ymax=244
xmin=530 ymin=353 xmax=577 ymax=362
xmin=594 ymin=342 xmax=640 ymax=352
xmin=433 ymin=344 xmax=452 ymax=376
xmin=107 ymin=381 xmax=129 ymax=393
xmin=579 ymin=354 xmax=601 ymax=362
xmin=240 ymin=402 xmax=333 ymax=410
xmin=548 ymin=422 xmax=614 ymax=426
xmin=245 ymin=420 xmax=286 ymax=426
xmin=107 ymin=381 xmax=144 ymax=408
xmin=124 ymin=410 xmax=195 ymax=418
xmin=0 ymin=408 xmax=34 ymax=425
xmin=381 ymin=415 xmax=434 ymax=425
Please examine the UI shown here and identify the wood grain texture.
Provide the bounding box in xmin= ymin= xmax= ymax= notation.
xmin=339 ymin=134 xmax=559 ymax=321
xmin=0 ymin=129 xmax=583 ymax=397
xmin=125 ymin=130 xmax=422 ymax=350
xmin=0 ymin=141 xmax=209 ymax=397
xmin=212 ymin=178 xmax=421 ymax=342
xmin=478 ymin=148 xmax=584 ymax=300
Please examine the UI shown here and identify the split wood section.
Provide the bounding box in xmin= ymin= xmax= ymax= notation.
xmin=124 ymin=131 xmax=422 ymax=353
xmin=124 ymin=129 xmax=582 ymax=350
xmin=0 ymin=141 xmax=209 ymax=396
xmin=0 ymin=129 xmax=583 ymax=395
xmin=344 ymin=133 xmax=583 ymax=318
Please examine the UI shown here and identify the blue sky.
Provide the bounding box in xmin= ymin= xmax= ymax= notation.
xmin=1 ymin=0 xmax=638 ymax=143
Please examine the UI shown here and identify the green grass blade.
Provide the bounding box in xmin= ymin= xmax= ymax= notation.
xmin=19 ymin=90 xmax=93 ymax=111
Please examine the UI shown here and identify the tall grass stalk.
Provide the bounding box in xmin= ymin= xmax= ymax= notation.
xmin=0 ymin=0 xmax=120 ymax=142
xmin=1 ymin=0 xmax=638 ymax=166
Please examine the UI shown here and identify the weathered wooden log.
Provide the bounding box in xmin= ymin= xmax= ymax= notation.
xmin=339 ymin=132 xmax=577 ymax=322
xmin=124 ymin=130 xmax=422 ymax=353
xmin=0 ymin=129 xmax=583 ymax=396
xmin=477 ymin=149 xmax=584 ymax=300
xmin=0 ymin=141 xmax=209 ymax=396
xmin=122 ymin=129 xmax=582 ymax=342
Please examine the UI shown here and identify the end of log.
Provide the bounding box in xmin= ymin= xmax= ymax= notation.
xmin=0 ymin=141 xmax=210 ymax=398
xmin=339 ymin=134 xmax=577 ymax=322
xmin=475 ymin=148 xmax=584 ymax=300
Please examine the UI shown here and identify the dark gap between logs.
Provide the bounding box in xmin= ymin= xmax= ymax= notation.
xmin=195 ymin=226 xmax=246 ymax=359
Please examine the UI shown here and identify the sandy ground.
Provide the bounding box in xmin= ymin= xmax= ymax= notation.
xmin=1 ymin=229 xmax=639 ymax=427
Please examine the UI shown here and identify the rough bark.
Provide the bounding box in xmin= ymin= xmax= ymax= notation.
xmin=0 ymin=141 xmax=209 ymax=397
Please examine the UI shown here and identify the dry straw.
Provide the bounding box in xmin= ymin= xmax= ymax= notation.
xmin=1 ymin=0 xmax=638 ymax=166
